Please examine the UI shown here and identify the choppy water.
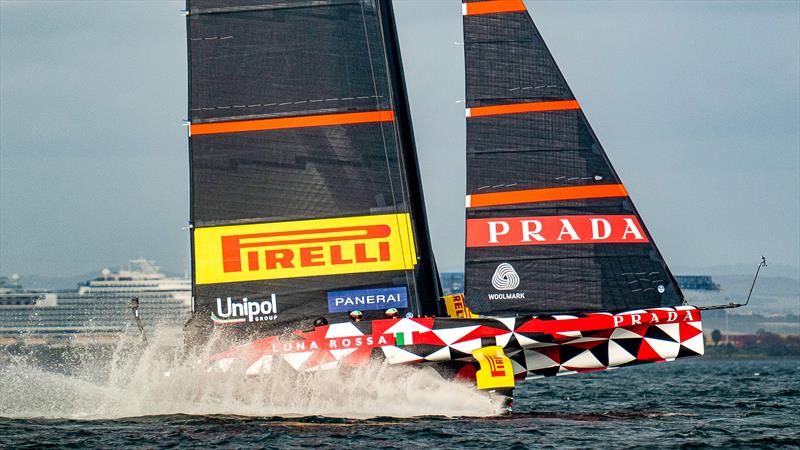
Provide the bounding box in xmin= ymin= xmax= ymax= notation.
xmin=1 ymin=332 xmax=798 ymax=449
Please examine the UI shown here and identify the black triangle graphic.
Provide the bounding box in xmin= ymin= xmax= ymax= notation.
xmin=449 ymin=347 xmax=472 ymax=360
xmin=509 ymin=349 xmax=527 ymax=366
xmin=645 ymin=326 xmax=677 ymax=343
xmin=505 ymin=333 xmax=519 ymax=350
xmin=589 ymin=341 xmax=610 ymax=367
xmin=403 ymin=344 xmax=445 ymax=358
xmin=613 ymin=338 xmax=642 ymax=357
xmin=530 ymin=366 xmax=560 ymax=378
xmin=517 ymin=332 xmax=555 ymax=344
xmin=677 ymin=345 xmax=701 ymax=359
xmin=558 ymin=344 xmax=584 ymax=364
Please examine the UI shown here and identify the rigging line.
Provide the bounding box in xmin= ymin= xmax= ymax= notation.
xmin=698 ymin=257 xmax=767 ymax=310
xmin=377 ymin=0 xmax=422 ymax=313
xmin=466 ymin=148 xmax=596 ymax=155
xmin=189 ymin=95 xmax=383 ymax=111
xmin=360 ymin=0 xmax=416 ymax=305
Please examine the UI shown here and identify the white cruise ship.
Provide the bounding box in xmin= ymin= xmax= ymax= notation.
xmin=0 ymin=260 xmax=191 ymax=344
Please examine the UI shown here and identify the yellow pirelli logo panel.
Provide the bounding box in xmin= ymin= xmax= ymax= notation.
xmin=194 ymin=213 xmax=417 ymax=285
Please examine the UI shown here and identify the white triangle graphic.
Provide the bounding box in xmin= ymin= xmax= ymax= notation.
xmin=282 ymin=351 xmax=313 ymax=371
xmin=608 ymin=340 xmax=637 ymax=366
xmin=433 ymin=325 xmax=479 ymax=345
xmin=562 ymin=350 xmax=603 ymax=369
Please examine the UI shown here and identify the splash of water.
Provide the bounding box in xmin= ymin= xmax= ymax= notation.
xmin=0 ymin=328 xmax=499 ymax=420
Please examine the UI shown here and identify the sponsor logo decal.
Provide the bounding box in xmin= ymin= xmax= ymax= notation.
xmin=255 ymin=334 xmax=393 ymax=354
xmin=466 ymin=215 xmax=649 ymax=248
xmin=212 ymin=294 xmax=278 ymax=324
xmin=486 ymin=354 xmax=507 ymax=377
xmin=488 ymin=263 xmax=525 ymax=300
xmin=491 ymin=263 xmax=520 ymax=290
xmin=193 ymin=213 xmax=417 ymax=284
xmin=443 ymin=294 xmax=478 ymax=318
xmin=327 ymin=287 xmax=409 ymax=313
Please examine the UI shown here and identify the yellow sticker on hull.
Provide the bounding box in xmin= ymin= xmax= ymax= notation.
xmin=194 ymin=213 xmax=417 ymax=285
xmin=473 ymin=346 xmax=516 ymax=390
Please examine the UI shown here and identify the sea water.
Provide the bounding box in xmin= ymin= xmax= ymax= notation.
xmin=0 ymin=330 xmax=798 ymax=449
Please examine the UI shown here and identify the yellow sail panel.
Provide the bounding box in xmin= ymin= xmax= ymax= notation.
xmin=194 ymin=213 xmax=417 ymax=285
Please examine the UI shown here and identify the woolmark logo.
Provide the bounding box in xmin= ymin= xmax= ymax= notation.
xmin=212 ymin=294 xmax=278 ymax=325
xmin=491 ymin=263 xmax=520 ymax=290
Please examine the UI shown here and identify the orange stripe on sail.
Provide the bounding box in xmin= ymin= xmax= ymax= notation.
xmin=466 ymin=100 xmax=580 ymax=118
xmin=462 ymin=0 xmax=526 ymax=16
xmin=191 ymin=110 xmax=395 ymax=135
xmin=467 ymin=184 xmax=628 ymax=208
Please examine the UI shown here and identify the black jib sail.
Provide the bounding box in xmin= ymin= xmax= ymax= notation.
xmin=185 ymin=0 xmax=439 ymax=340
xmin=461 ymin=0 xmax=683 ymax=315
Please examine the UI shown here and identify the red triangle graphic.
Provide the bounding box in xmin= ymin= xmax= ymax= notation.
xmin=341 ymin=346 xmax=373 ymax=366
xmin=637 ymin=339 xmax=661 ymax=361
xmin=412 ymin=331 xmax=446 ymax=346
xmin=679 ymin=322 xmax=703 ymax=342
xmin=627 ymin=324 xmax=650 ymax=337
xmin=453 ymin=325 xmax=508 ymax=344
xmin=537 ymin=345 xmax=561 ymax=364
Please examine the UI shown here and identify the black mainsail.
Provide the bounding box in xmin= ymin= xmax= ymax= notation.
xmin=461 ymin=0 xmax=683 ymax=315
xmin=186 ymin=0 xmax=439 ymax=340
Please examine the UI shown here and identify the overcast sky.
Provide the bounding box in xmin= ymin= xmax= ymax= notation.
xmin=1 ymin=0 xmax=798 ymax=278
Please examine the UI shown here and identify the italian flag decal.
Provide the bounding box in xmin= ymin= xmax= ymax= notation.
xmin=394 ymin=332 xmax=414 ymax=346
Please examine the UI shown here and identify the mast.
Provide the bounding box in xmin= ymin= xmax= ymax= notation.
xmin=378 ymin=0 xmax=442 ymax=316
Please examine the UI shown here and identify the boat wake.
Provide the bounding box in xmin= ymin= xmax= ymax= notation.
xmin=0 ymin=328 xmax=498 ymax=420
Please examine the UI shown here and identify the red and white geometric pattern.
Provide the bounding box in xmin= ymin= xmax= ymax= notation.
xmin=209 ymin=306 xmax=704 ymax=382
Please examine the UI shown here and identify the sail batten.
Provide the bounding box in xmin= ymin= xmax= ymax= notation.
xmin=190 ymin=110 xmax=395 ymax=135
xmin=467 ymin=184 xmax=629 ymax=208
xmin=466 ymin=100 xmax=579 ymax=118
xmin=462 ymin=0 xmax=526 ymax=16
xmin=189 ymin=0 xmax=363 ymax=16
xmin=462 ymin=0 xmax=683 ymax=315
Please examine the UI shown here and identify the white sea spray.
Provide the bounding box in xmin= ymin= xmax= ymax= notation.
xmin=0 ymin=327 xmax=499 ymax=420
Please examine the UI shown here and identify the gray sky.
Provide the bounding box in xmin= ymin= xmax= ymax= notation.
xmin=1 ymin=0 xmax=798 ymax=278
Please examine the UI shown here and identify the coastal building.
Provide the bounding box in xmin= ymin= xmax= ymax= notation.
xmin=675 ymin=275 xmax=720 ymax=290
xmin=439 ymin=272 xmax=464 ymax=295
xmin=0 ymin=260 xmax=191 ymax=344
